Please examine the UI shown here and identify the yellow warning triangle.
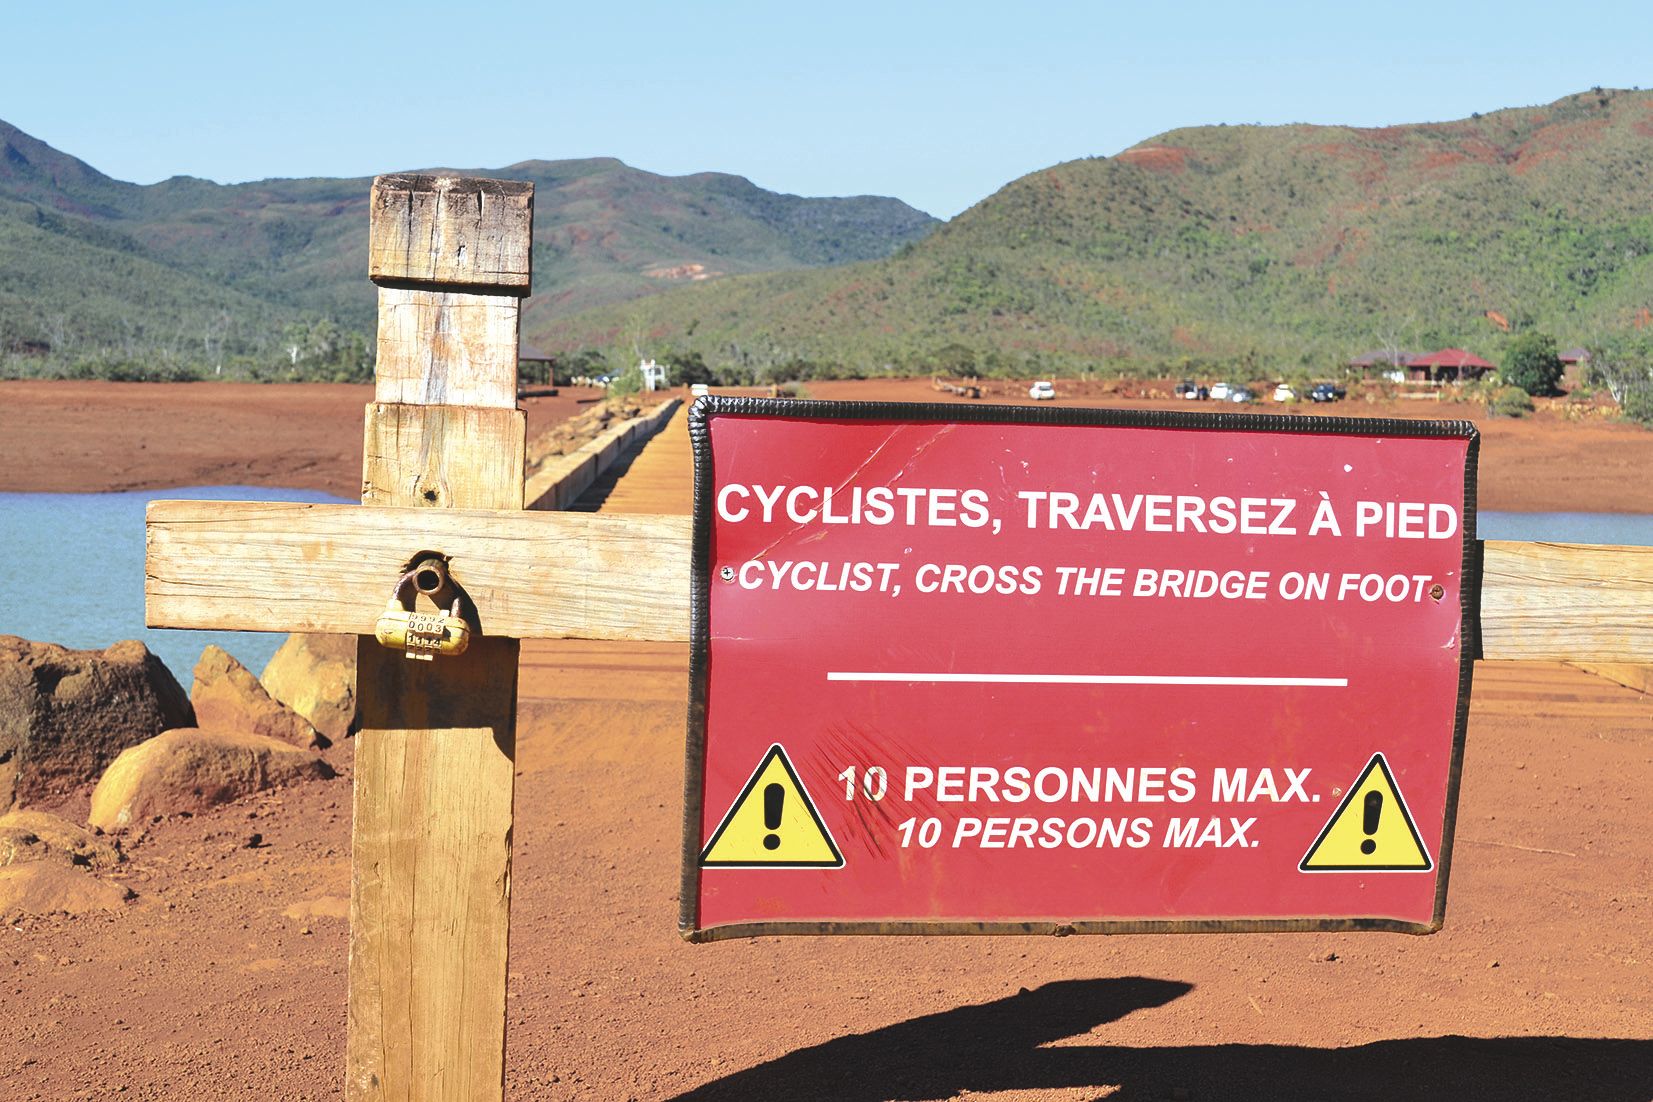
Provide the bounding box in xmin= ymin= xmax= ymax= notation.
xmin=1300 ymin=753 xmax=1432 ymax=872
xmin=701 ymin=744 xmax=844 ymax=869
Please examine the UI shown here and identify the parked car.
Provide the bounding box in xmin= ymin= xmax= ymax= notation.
xmin=1029 ymin=380 xmax=1056 ymax=400
xmin=1309 ymin=382 xmax=1347 ymax=403
xmin=1209 ymin=382 xmax=1234 ymax=400
xmin=1175 ymin=379 xmax=1209 ymax=400
xmin=1227 ymin=386 xmax=1255 ymax=403
xmin=1273 ymin=383 xmax=1295 ymax=403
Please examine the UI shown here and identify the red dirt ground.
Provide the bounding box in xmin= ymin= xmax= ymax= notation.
xmin=1 ymin=386 xmax=1650 ymax=1100
xmin=0 ymin=381 xmax=610 ymax=497
xmin=6 ymin=376 xmax=1653 ymax=514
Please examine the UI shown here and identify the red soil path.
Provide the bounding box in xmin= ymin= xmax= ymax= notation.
xmin=1 ymin=392 xmax=1650 ymax=1099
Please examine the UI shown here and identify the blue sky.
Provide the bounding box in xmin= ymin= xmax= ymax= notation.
xmin=3 ymin=1 xmax=1649 ymax=218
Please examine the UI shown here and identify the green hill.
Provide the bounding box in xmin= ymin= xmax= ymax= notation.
xmin=538 ymin=88 xmax=1653 ymax=377
xmin=0 ymin=119 xmax=937 ymax=377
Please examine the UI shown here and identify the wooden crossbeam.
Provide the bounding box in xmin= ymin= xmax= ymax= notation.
xmin=145 ymin=501 xmax=690 ymax=640
xmin=149 ymin=506 xmax=1652 ymax=663
xmin=1480 ymin=540 xmax=1653 ymax=661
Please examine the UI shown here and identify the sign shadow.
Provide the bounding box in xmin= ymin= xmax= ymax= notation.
xmin=668 ymin=977 xmax=1652 ymax=1101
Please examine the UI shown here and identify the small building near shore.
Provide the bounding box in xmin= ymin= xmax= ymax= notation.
xmin=518 ymin=344 xmax=556 ymax=387
xmin=1405 ymin=348 xmax=1496 ymax=384
xmin=1348 ymin=349 xmax=1414 ymax=373
xmin=1560 ymin=347 xmax=1591 ymax=390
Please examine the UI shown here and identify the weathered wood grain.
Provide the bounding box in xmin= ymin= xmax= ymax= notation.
xmin=348 ymin=635 xmax=518 ymax=1101
xmin=363 ymin=403 xmax=525 ymax=510
xmin=1481 ymin=540 xmax=1653 ymax=662
xmin=145 ymin=501 xmax=692 ymax=642
xmin=348 ymin=421 xmax=521 ymax=1100
xmin=374 ymin=288 xmax=520 ymax=409
xmin=369 ymin=174 xmax=532 ymax=291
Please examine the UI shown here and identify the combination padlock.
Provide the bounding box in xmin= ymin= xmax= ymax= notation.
xmin=374 ymin=562 xmax=473 ymax=660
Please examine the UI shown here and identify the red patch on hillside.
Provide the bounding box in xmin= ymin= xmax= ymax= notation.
xmin=1512 ymin=117 xmax=1609 ymax=175
xmin=1634 ymin=120 xmax=1653 ymax=138
xmin=1455 ymin=138 xmax=1509 ymax=165
xmin=642 ymin=263 xmax=720 ymax=282
xmin=1117 ymin=146 xmax=1191 ymax=173
xmin=1303 ymin=143 xmax=1388 ymax=190
xmin=1419 ymin=150 xmax=1467 ymax=172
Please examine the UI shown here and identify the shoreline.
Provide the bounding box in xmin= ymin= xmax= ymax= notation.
xmin=4 ymin=378 xmax=1652 ymax=513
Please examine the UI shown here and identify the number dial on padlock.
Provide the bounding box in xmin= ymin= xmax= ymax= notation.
xmin=374 ymin=600 xmax=473 ymax=660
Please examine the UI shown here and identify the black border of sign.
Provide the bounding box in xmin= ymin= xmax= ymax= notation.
xmin=680 ymin=396 xmax=1481 ymax=942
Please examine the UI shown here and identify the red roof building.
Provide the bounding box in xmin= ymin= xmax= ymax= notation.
xmin=1405 ymin=348 xmax=1496 ymax=384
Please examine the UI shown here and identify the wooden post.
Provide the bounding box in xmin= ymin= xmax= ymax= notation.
xmin=349 ymin=174 xmax=531 ymax=1100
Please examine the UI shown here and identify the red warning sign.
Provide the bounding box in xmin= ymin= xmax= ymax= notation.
xmin=681 ymin=400 xmax=1478 ymax=940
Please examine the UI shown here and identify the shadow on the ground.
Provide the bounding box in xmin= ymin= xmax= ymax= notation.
xmin=669 ymin=977 xmax=1652 ymax=1101
xmin=566 ymin=435 xmax=648 ymax=512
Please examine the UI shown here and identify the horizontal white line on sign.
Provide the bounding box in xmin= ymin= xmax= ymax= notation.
xmin=826 ymin=672 xmax=1348 ymax=687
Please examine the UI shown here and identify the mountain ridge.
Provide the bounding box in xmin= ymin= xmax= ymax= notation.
xmin=536 ymin=88 xmax=1653 ymax=376
xmin=0 ymin=122 xmax=937 ymax=374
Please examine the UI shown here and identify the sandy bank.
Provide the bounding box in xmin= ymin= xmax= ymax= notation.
xmin=0 ymin=380 xmax=609 ymax=497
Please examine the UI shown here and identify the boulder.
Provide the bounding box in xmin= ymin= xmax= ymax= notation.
xmin=0 ymin=809 xmax=121 ymax=869
xmin=0 ymin=636 xmax=194 ymax=812
xmin=0 ymin=862 xmax=132 ymax=920
xmin=88 ymin=728 xmax=334 ymax=834
xmin=259 ymin=634 xmax=356 ymax=742
xmin=192 ymin=645 xmax=325 ymax=750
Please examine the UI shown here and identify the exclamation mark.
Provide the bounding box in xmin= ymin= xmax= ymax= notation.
xmin=1361 ymin=790 xmax=1383 ymax=855
xmin=763 ymin=783 xmax=784 ymax=851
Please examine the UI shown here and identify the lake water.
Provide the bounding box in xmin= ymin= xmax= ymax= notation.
xmin=1 ymin=486 xmax=351 ymax=683
xmin=1475 ymin=511 xmax=1653 ymax=546
xmin=1 ymin=490 xmax=1651 ymax=684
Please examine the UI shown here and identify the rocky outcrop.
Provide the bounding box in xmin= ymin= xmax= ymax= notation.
xmin=259 ymin=634 xmax=356 ymax=742
xmin=192 ymin=645 xmax=324 ymax=750
xmin=88 ymin=728 xmax=334 ymax=834
xmin=0 ymin=809 xmax=121 ymax=869
xmin=0 ymin=863 xmax=132 ymax=921
xmin=0 ymin=636 xmax=194 ymax=812
xmin=525 ymin=396 xmax=646 ymax=469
